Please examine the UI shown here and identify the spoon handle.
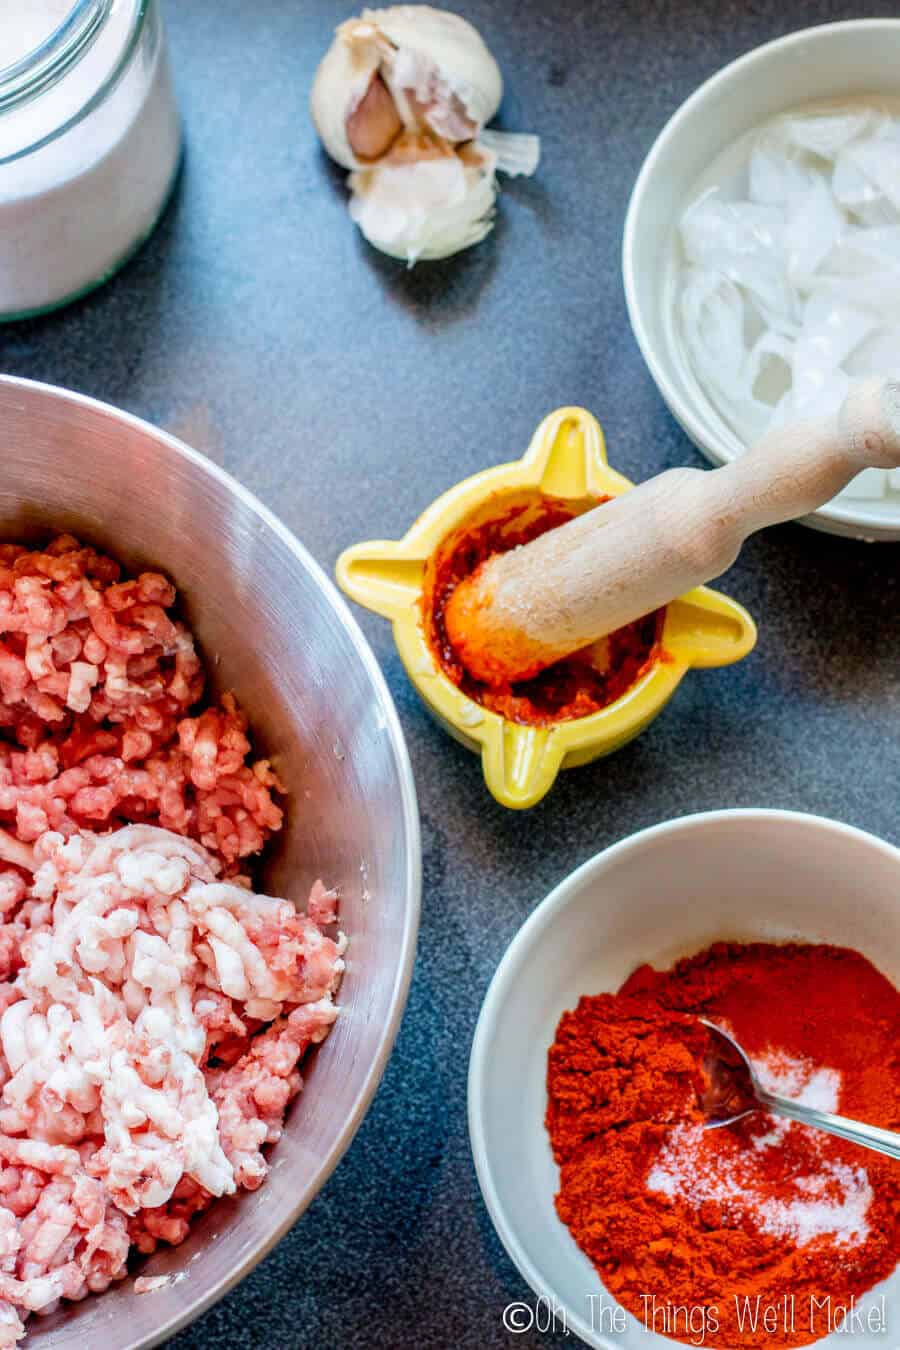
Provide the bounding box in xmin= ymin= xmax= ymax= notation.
xmin=758 ymin=1090 xmax=900 ymax=1162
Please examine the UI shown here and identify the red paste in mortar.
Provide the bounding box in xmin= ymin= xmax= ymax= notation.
xmin=425 ymin=493 xmax=665 ymax=726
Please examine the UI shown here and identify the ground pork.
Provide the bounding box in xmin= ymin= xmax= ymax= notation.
xmin=0 ymin=538 xmax=341 ymax=1343
xmin=0 ymin=537 xmax=283 ymax=872
xmin=0 ymin=826 xmax=341 ymax=1342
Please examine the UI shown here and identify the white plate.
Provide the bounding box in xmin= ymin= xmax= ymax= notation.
xmin=623 ymin=20 xmax=900 ymax=541
xmin=468 ymin=810 xmax=900 ymax=1349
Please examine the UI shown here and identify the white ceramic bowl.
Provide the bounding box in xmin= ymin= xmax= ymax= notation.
xmin=622 ymin=20 xmax=900 ymax=542
xmin=468 ymin=810 xmax=900 ymax=1350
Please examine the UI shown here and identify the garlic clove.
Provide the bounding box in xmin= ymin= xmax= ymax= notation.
xmin=347 ymin=72 xmax=404 ymax=161
xmin=349 ymin=136 xmax=498 ymax=264
xmin=311 ymin=20 xmax=383 ymax=170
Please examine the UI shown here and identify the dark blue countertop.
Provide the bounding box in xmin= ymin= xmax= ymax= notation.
xmin=2 ymin=1 xmax=898 ymax=1346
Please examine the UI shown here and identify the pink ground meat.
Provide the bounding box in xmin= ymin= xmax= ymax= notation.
xmin=0 ymin=536 xmax=283 ymax=873
xmin=0 ymin=539 xmax=343 ymax=1345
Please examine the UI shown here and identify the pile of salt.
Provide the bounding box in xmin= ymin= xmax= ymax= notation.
xmin=648 ymin=1050 xmax=873 ymax=1248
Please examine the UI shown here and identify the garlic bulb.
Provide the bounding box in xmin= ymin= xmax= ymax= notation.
xmin=311 ymin=5 xmax=540 ymax=264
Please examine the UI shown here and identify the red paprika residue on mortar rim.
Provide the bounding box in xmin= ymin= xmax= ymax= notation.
xmin=423 ymin=491 xmax=666 ymax=726
xmin=546 ymin=942 xmax=900 ymax=1348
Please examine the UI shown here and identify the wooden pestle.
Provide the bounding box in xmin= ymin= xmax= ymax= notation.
xmin=445 ymin=379 xmax=900 ymax=687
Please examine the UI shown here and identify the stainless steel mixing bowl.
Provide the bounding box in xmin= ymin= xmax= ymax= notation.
xmin=0 ymin=375 xmax=421 ymax=1347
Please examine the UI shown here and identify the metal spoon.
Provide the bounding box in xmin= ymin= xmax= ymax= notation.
xmin=699 ymin=1019 xmax=900 ymax=1162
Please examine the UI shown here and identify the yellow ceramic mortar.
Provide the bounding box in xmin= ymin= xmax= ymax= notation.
xmin=336 ymin=407 xmax=756 ymax=809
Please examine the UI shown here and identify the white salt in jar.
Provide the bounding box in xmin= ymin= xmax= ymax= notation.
xmin=0 ymin=0 xmax=181 ymax=319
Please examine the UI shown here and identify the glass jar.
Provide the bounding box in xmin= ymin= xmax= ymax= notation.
xmin=0 ymin=0 xmax=181 ymax=320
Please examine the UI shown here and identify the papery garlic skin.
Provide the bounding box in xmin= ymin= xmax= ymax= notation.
xmin=311 ymin=5 xmax=538 ymax=264
xmin=478 ymin=129 xmax=541 ymax=178
xmin=374 ymin=6 xmax=502 ymax=140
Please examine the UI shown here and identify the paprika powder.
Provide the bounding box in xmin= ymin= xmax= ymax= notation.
xmin=546 ymin=942 xmax=900 ymax=1348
